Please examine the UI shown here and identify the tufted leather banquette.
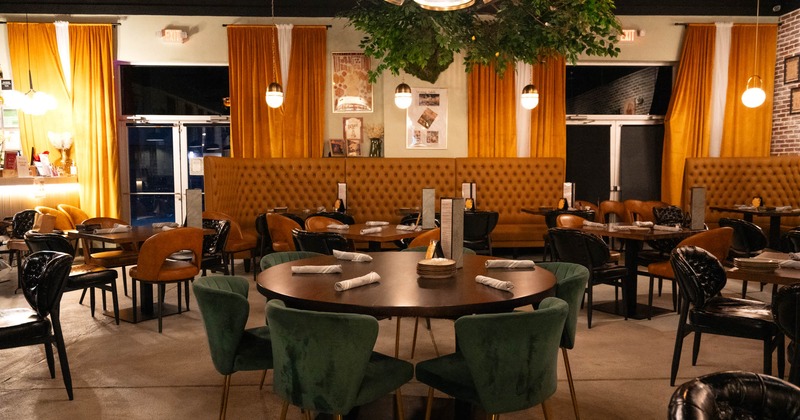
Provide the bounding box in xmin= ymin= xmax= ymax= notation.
xmin=682 ymin=157 xmax=800 ymax=231
xmin=204 ymin=157 xmax=566 ymax=249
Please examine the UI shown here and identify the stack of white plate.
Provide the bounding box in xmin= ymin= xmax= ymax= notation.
xmin=733 ymin=258 xmax=780 ymax=273
xmin=417 ymin=258 xmax=457 ymax=279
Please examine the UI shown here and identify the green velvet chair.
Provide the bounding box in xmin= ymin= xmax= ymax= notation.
xmin=259 ymin=251 xmax=323 ymax=272
xmin=415 ymin=297 xmax=568 ymax=420
xmin=539 ymin=262 xmax=591 ymax=420
xmin=266 ymin=299 xmax=414 ymax=420
xmin=193 ymin=276 xmax=273 ymax=420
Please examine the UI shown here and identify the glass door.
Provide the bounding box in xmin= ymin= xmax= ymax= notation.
xmin=124 ymin=124 xmax=181 ymax=226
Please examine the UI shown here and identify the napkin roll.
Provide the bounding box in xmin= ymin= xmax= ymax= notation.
xmin=776 ymin=206 xmax=793 ymax=212
xmin=653 ymin=224 xmax=682 ymax=232
xmin=327 ymin=224 xmax=350 ymax=230
xmin=780 ymin=260 xmax=800 ymax=270
xmin=634 ymin=221 xmax=654 ymax=227
xmin=291 ymin=264 xmax=343 ymax=274
xmin=365 ymin=221 xmax=390 ymax=226
xmin=395 ymin=224 xmax=419 ymax=231
xmin=335 ymin=272 xmax=381 ymax=291
xmin=333 ymin=249 xmax=373 ymax=262
xmin=475 ymin=275 xmax=514 ymax=291
xmin=582 ymin=220 xmax=606 ymax=228
xmin=360 ymin=227 xmax=383 ymax=235
xmin=485 ymin=259 xmax=536 ymax=269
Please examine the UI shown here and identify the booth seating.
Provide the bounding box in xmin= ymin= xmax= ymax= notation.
xmin=203 ymin=157 xmax=566 ymax=250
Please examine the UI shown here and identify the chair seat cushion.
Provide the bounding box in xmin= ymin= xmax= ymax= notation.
xmin=592 ymin=265 xmax=628 ymax=282
xmin=232 ymin=326 xmax=274 ymax=372
xmin=415 ymin=352 xmax=480 ymax=406
xmin=354 ymin=352 xmax=414 ymax=408
xmin=66 ymin=266 xmax=118 ymax=289
xmin=648 ymin=260 xmax=673 ymax=279
xmin=90 ymin=249 xmax=139 ymax=266
xmin=130 ymin=260 xmax=199 ymax=282
xmin=690 ymin=297 xmax=779 ymax=337
xmin=226 ymin=236 xmax=258 ymax=253
xmin=0 ymin=308 xmax=51 ymax=343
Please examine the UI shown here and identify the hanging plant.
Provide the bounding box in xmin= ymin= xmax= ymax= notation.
xmin=345 ymin=0 xmax=621 ymax=83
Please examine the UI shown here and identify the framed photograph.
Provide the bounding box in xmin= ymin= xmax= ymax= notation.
xmin=343 ymin=117 xmax=363 ymax=156
xmin=785 ymin=55 xmax=800 ymax=84
xmin=406 ymin=88 xmax=448 ymax=150
xmin=329 ymin=139 xmax=345 ymax=157
xmin=791 ymin=87 xmax=800 ymax=115
xmin=332 ymin=52 xmax=373 ymax=113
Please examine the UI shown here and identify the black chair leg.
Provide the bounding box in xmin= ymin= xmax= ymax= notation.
xmin=177 ymin=283 xmax=183 ymax=314
xmin=122 ymin=269 xmax=129 ymax=297
xmin=763 ymin=338 xmax=773 ymax=375
xmin=185 ymin=280 xmax=191 ymax=311
xmin=89 ymin=287 xmax=96 ymax=318
xmin=158 ymin=284 xmax=165 ymax=333
xmin=587 ymin=282 xmax=594 ymax=329
xmin=44 ymin=341 xmax=56 ymax=378
xmin=78 ymin=288 xmax=87 ymax=305
xmin=131 ymin=279 xmax=138 ymax=324
xmin=52 ymin=320 xmax=73 ymax=400
xmin=691 ymin=332 xmax=702 ymax=366
xmin=777 ymin=334 xmax=785 ymax=378
xmin=110 ymin=282 xmax=120 ymax=325
xmin=741 ymin=280 xmax=748 ymax=298
xmin=648 ymin=276 xmax=655 ymax=320
xmin=670 ymin=311 xmax=690 ymax=386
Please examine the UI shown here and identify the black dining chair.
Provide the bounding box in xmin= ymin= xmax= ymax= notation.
xmin=463 ymin=210 xmax=499 ymax=255
xmin=310 ymin=211 xmax=355 ymax=225
xmin=773 ymin=283 xmax=800 ymax=386
xmin=291 ymin=229 xmax=349 ymax=255
xmin=718 ymin=217 xmax=768 ymax=297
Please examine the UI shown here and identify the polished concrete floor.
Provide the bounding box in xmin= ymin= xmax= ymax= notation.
xmin=0 ymin=252 xmax=782 ymax=419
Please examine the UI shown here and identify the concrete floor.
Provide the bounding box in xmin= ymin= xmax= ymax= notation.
xmin=0 ymin=252 xmax=782 ymax=419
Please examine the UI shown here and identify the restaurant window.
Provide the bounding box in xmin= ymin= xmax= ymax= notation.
xmin=119 ymin=64 xmax=230 ymax=116
xmin=566 ymin=65 xmax=673 ymax=115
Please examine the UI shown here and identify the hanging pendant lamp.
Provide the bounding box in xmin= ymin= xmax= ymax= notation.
xmin=1 ymin=15 xmax=57 ymax=115
xmin=394 ymin=82 xmax=412 ymax=109
xmin=741 ymin=0 xmax=765 ymax=108
xmin=265 ymin=0 xmax=283 ymax=108
xmin=521 ymin=84 xmax=539 ymax=110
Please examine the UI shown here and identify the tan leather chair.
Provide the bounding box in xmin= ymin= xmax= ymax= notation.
xmin=408 ymin=228 xmax=440 ymax=249
xmin=57 ymin=204 xmax=90 ymax=227
xmin=646 ymin=227 xmax=733 ymax=319
xmin=35 ymin=206 xmax=74 ymax=231
xmin=129 ymin=227 xmax=203 ymax=333
xmin=574 ymin=200 xmax=599 ymax=215
xmin=305 ymin=215 xmax=344 ymax=232
xmin=202 ymin=210 xmax=257 ymax=276
xmin=266 ymin=213 xmax=301 ymax=252
xmin=599 ymin=200 xmax=629 ymax=224
xmin=81 ymin=217 xmax=140 ymax=297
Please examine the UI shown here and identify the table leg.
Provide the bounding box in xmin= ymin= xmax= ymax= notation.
xmin=115 ymin=282 xmax=180 ymax=323
xmin=769 ymin=216 xmax=782 ymax=250
xmin=623 ymin=239 xmax=641 ymax=318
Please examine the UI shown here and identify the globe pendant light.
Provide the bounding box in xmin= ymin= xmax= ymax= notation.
xmin=1 ymin=15 xmax=57 ymax=115
xmin=265 ymin=0 xmax=283 ymax=108
xmin=394 ymin=82 xmax=412 ymax=109
xmin=521 ymin=84 xmax=539 ymax=110
xmin=414 ymin=0 xmax=475 ymax=11
xmin=741 ymin=0 xmax=765 ymax=108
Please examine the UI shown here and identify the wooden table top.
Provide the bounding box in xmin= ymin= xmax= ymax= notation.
xmin=576 ymin=223 xmax=699 ymax=241
xmin=336 ymin=223 xmax=430 ymax=243
xmin=726 ymin=251 xmax=800 ymax=286
xmin=710 ymin=206 xmax=800 ymax=217
xmin=256 ymin=252 xmax=556 ymax=318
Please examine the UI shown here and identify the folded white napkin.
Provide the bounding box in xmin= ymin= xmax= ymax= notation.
xmin=95 ymin=224 xmax=133 ymax=234
xmin=395 ymin=224 xmax=420 ymax=231
xmin=152 ymin=222 xmax=179 ymax=228
xmin=790 ymin=252 xmax=800 ymax=261
xmin=654 ymin=224 xmax=682 ymax=232
xmin=360 ymin=227 xmax=383 ymax=234
xmin=335 ymin=272 xmax=380 ymax=291
xmin=634 ymin=221 xmax=654 ymax=227
xmin=161 ymin=226 xmax=175 ymax=231
xmin=780 ymin=260 xmax=800 ymax=270
xmin=612 ymin=225 xmax=635 ymax=230
xmin=475 ymin=275 xmax=514 ymax=291
xmin=327 ymin=224 xmax=350 ymax=230
xmin=485 ymin=259 xmax=536 ymax=269
xmin=738 ymin=206 xmax=757 ymax=211
xmin=776 ymin=206 xmax=793 ymax=211
xmin=365 ymin=221 xmax=389 ymax=226
xmin=291 ymin=265 xmax=343 ymax=274
xmin=582 ymin=220 xmax=606 ymax=228
xmin=333 ymin=249 xmax=373 ymax=262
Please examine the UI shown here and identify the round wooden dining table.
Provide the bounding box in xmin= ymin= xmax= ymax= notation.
xmin=256 ymin=252 xmax=556 ymax=319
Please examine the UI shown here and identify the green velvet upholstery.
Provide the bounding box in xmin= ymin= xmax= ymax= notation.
xmin=259 ymin=251 xmax=323 ymax=271
xmin=194 ymin=276 xmax=273 ymax=419
xmin=415 ymin=297 xmax=568 ymax=415
xmin=401 ymin=246 xmax=477 ymax=254
xmin=266 ymin=299 xmax=413 ymax=416
xmin=539 ymin=262 xmax=590 ymax=350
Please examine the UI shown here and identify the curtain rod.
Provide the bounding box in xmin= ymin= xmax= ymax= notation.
xmin=673 ymin=22 xmax=780 ymax=26
xmin=0 ymin=21 xmax=120 ymax=26
xmin=222 ymin=24 xmax=331 ymax=28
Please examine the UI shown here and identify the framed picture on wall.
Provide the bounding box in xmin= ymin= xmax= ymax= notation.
xmin=332 ymin=52 xmax=373 ymax=113
xmin=343 ymin=117 xmax=363 ymax=156
xmin=790 ymin=87 xmax=800 ymax=115
xmin=406 ymin=88 xmax=448 ymax=150
xmin=329 ymin=139 xmax=345 ymax=157
xmin=785 ymin=55 xmax=799 ymax=84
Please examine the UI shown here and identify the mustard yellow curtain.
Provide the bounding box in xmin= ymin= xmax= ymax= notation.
xmin=8 ymin=23 xmax=72 ymax=160
xmin=283 ymin=27 xmax=326 ymax=158
xmin=661 ymin=25 xmax=716 ymax=204
xmin=719 ymin=24 xmax=777 ymax=157
xmin=528 ymin=56 xmax=566 ymax=158
xmin=70 ymin=24 xmax=119 ymax=219
xmin=467 ymin=63 xmax=517 ymax=157
xmin=227 ymin=26 xmax=283 ymax=158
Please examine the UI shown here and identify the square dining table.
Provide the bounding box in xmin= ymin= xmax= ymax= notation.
xmin=334 ymin=223 xmax=432 ymax=252
xmin=710 ymin=206 xmax=800 ymax=249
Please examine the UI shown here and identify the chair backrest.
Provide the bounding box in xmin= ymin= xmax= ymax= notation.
xmin=773 ymin=283 xmax=800 ymax=342
xmin=11 ymin=210 xmax=38 ymax=239
xmin=454 ymin=297 xmax=568 ymax=414
xmin=676 ymin=227 xmax=734 ymax=263
xmin=35 ymin=206 xmax=74 ymax=231
xmin=260 ymin=251 xmax=324 ymax=271
xmin=599 ymin=200 xmax=628 ymax=224
xmin=574 ymin=200 xmax=599 ymax=215
xmin=668 ymin=371 xmax=800 ymax=419
xmin=82 ymin=216 xmax=130 ymax=229
xmin=538 ymin=262 xmax=590 ymax=350
xmin=21 ymin=251 xmax=74 ymax=318
xmin=718 ymin=218 xmax=768 ymax=255
xmin=57 ymin=204 xmax=90 ymax=227
xmin=784 ymin=230 xmax=800 ymax=253
xmin=623 ymin=199 xmax=646 ymax=222
xmin=24 ymin=232 xmax=75 ymax=255
xmin=310 ymin=211 xmax=355 ymax=225
xmin=556 ymin=214 xmax=586 ymax=228
xmin=291 ymin=229 xmax=348 ymax=255
xmin=304 ymin=216 xmax=343 ymax=232
xmin=549 ymin=227 xmax=611 ymax=270
xmin=203 ymin=210 xmax=244 ymax=242
xmin=255 ymin=213 xmax=272 ymax=255
xmin=193 ymin=275 xmax=258 ymax=375
xmin=202 ymin=218 xmax=231 ymax=257
xmin=653 ymin=205 xmax=685 ymax=226
xmin=266 ymin=299 xmax=380 ymax=415
xmin=408 ymin=228 xmax=441 ymax=248
xmin=266 ymin=213 xmax=302 ymax=252
xmin=135 ymin=227 xmax=203 ymax=280
xmin=670 ymin=245 xmax=727 ymax=308
xmin=463 ymin=211 xmax=499 ymax=242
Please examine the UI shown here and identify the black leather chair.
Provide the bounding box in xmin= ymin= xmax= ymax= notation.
xmin=783 ymin=229 xmax=800 ymax=253
xmin=25 ymin=232 xmax=121 ymax=324
xmin=172 ymin=218 xmax=231 ymax=277
xmin=463 ymin=210 xmax=499 ymax=255
xmin=669 ymin=245 xmax=784 ymax=386
xmin=668 ymin=371 xmax=800 ymax=419
xmin=394 ymin=213 xmax=440 ymax=249
xmin=2 ymin=210 xmax=38 ymax=287
xmin=0 ymin=251 xmax=75 ymax=400
xmin=773 ymin=283 xmax=800 ymax=386
xmin=255 ymin=213 xmax=273 ymax=267
xmin=310 ymin=211 xmax=355 ymax=225
xmin=549 ymin=227 xmax=628 ymax=328
xmin=718 ymin=217 xmax=768 ymax=297
xmin=291 ymin=229 xmax=349 ymax=255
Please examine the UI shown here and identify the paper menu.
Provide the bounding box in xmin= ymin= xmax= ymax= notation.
xmin=440 ymin=197 xmax=465 ymax=268
xmin=422 ymin=188 xmax=436 ymax=229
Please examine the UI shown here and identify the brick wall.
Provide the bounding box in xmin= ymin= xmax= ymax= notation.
xmin=568 ymin=67 xmax=657 ymax=115
xmin=771 ymin=7 xmax=800 ymax=155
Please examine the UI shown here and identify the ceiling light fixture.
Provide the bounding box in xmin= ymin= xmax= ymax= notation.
xmin=413 ymin=0 xmax=475 ymax=11
xmin=1 ymin=15 xmax=57 ymax=115
xmin=394 ymin=82 xmax=412 ymax=109
xmin=741 ymin=0 xmax=766 ymax=108
xmin=520 ymin=84 xmax=539 ymax=110
xmin=265 ymin=0 xmax=283 ymax=108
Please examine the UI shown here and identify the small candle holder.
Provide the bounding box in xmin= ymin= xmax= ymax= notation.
xmin=59 ymin=148 xmax=73 ymax=176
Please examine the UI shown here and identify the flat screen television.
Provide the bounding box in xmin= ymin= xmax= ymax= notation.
xmin=119 ymin=64 xmax=229 ymax=116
